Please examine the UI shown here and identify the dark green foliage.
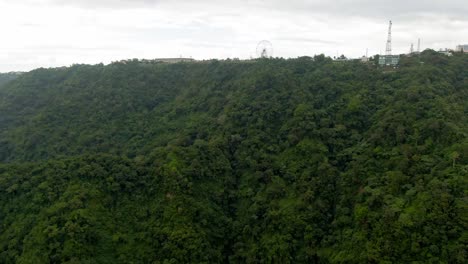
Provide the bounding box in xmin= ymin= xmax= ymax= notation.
xmin=0 ymin=52 xmax=467 ymax=263
xmin=0 ymin=72 xmax=21 ymax=87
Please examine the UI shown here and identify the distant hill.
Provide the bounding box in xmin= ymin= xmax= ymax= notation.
xmin=0 ymin=72 xmax=22 ymax=87
xmin=0 ymin=51 xmax=467 ymax=263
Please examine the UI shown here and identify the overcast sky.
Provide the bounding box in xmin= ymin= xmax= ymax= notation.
xmin=0 ymin=0 xmax=467 ymax=72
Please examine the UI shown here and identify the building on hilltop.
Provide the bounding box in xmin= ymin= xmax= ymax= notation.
xmin=456 ymin=44 xmax=468 ymax=52
xmin=333 ymin=54 xmax=349 ymax=63
xmin=154 ymin=58 xmax=195 ymax=63
xmin=438 ymin=48 xmax=453 ymax=56
xmin=378 ymin=55 xmax=399 ymax=66
xmin=360 ymin=56 xmax=370 ymax=62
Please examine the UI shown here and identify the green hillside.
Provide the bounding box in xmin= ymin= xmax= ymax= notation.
xmin=0 ymin=72 xmax=21 ymax=87
xmin=0 ymin=51 xmax=467 ymax=263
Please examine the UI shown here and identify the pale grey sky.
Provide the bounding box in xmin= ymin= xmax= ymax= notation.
xmin=0 ymin=0 xmax=467 ymax=72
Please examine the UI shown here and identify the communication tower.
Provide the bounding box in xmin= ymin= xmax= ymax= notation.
xmin=385 ymin=20 xmax=392 ymax=56
xmin=379 ymin=20 xmax=399 ymax=66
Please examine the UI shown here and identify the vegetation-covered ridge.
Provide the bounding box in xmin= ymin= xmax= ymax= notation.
xmin=0 ymin=72 xmax=22 ymax=87
xmin=0 ymin=51 xmax=467 ymax=263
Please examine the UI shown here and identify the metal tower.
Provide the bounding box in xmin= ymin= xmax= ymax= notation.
xmin=385 ymin=20 xmax=392 ymax=55
xmin=417 ymin=38 xmax=421 ymax=52
xmin=410 ymin=43 xmax=414 ymax=54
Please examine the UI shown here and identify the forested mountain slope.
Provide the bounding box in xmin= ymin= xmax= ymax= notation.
xmin=0 ymin=51 xmax=467 ymax=263
xmin=0 ymin=72 xmax=21 ymax=87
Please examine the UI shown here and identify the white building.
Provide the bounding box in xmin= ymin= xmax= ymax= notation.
xmin=378 ymin=55 xmax=399 ymax=66
xmin=456 ymin=44 xmax=468 ymax=52
xmin=438 ymin=48 xmax=453 ymax=56
xmin=154 ymin=58 xmax=195 ymax=63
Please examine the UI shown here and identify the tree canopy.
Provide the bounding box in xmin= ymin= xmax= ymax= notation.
xmin=0 ymin=72 xmax=21 ymax=87
xmin=0 ymin=52 xmax=467 ymax=263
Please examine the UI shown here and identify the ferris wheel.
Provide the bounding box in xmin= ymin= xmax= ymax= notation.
xmin=256 ymin=40 xmax=273 ymax=58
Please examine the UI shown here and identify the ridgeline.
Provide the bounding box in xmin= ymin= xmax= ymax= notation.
xmin=0 ymin=51 xmax=467 ymax=263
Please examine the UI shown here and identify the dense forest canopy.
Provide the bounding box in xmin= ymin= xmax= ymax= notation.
xmin=0 ymin=51 xmax=467 ymax=263
xmin=0 ymin=72 xmax=22 ymax=87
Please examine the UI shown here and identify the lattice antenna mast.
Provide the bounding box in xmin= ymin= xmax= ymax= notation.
xmin=385 ymin=20 xmax=392 ymax=55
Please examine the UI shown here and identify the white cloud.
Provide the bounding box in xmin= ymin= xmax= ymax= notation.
xmin=0 ymin=0 xmax=467 ymax=71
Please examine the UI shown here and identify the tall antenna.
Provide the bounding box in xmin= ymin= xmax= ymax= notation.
xmin=417 ymin=38 xmax=421 ymax=52
xmin=385 ymin=20 xmax=392 ymax=56
xmin=410 ymin=43 xmax=414 ymax=54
